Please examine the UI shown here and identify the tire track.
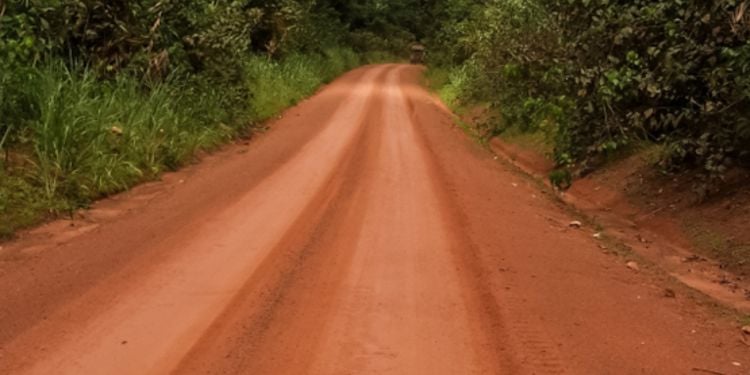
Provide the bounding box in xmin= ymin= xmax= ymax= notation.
xmin=397 ymin=68 xmax=566 ymax=375
xmin=173 ymin=65 xmax=393 ymax=374
xmin=302 ymin=66 xmax=499 ymax=374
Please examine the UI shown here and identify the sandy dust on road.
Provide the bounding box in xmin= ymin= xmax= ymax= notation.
xmin=0 ymin=65 xmax=747 ymax=374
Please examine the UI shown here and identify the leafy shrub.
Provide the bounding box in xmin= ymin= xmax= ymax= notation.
xmin=432 ymin=0 xmax=750 ymax=191
xmin=554 ymin=0 xmax=750 ymax=181
xmin=427 ymin=62 xmax=482 ymax=110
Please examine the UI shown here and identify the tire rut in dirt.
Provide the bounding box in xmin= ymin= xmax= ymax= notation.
xmin=173 ymin=67 xmax=392 ymax=374
xmin=398 ymin=68 xmax=567 ymax=374
xmin=395 ymin=70 xmax=521 ymax=374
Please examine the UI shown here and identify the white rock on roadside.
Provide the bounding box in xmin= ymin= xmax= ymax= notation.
xmin=569 ymin=220 xmax=582 ymax=229
xmin=626 ymin=261 xmax=640 ymax=271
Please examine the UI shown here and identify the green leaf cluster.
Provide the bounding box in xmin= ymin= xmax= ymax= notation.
xmin=431 ymin=0 xmax=750 ymax=191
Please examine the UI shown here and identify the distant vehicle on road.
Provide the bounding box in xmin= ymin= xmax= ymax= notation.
xmin=410 ymin=43 xmax=426 ymax=64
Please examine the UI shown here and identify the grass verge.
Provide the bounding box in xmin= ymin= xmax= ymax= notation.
xmin=0 ymin=48 xmax=366 ymax=238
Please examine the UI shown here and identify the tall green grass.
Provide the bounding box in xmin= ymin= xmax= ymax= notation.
xmin=424 ymin=64 xmax=478 ymax=111
xmin=29 ymin=64 xmax=236 ymax=202
xmin=245 ymin=48 xmax=360 ymax=120
xmin=0 ymin=47 xmax=364 ymax=237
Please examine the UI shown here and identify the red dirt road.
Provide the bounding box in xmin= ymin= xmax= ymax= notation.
xmin=0 ymin=65 xmax=748 ymax=374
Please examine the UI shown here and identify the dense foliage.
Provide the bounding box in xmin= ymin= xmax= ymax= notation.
xmin=429 ymin=0 xmax=750 ymax=193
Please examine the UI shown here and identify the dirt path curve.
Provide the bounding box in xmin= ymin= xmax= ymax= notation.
xmin=0 ymin=65 xmax=747 ymax=374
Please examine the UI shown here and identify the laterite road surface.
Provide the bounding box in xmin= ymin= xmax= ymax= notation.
xmin=0 ymin=65 xmax=747 ymax=374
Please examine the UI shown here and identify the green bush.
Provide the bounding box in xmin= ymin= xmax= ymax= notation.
xmin=553 ymin=0 xmax=750 ymax=180
xmin=426 ymin=65 xmax=472 ymax=109
xmin=431 ymin=0 xmax=750 ymax=190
